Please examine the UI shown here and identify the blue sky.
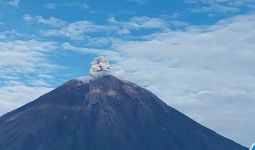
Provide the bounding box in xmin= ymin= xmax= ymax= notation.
xmin=0 ymin=0 xmax=255 ymax=147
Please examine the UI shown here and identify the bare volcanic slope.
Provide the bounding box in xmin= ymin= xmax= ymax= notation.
xmin=0 ymin=75 xmax=248 ymax=150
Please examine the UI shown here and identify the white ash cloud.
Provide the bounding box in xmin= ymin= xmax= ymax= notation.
xmin=89 ymin=56 xmax=111 ymax=77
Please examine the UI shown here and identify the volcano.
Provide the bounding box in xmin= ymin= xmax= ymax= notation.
xmin=0 ymin=75 xmax=247 ymax=150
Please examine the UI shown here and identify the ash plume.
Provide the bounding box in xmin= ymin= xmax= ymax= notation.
xmin=89 ymin=56 xmax=111 ymax=77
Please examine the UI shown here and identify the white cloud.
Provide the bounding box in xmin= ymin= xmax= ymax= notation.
xmin=107 ymin=16 xmax=190 ymax=36
xmin=0 ymin=40 xmax=59 ymax=84
xmin=0 ymin=40 xmax=60 ymax=116
xmin=44 ymin=3 xmax=57 ymax=9
xmin=0 ymin=40 xmax=57 ymax=68
xmin=44 ymin=2 xmax=90 ymax=10
xmin=42 ymin=21 xmax=111 ymax=39
xmin=0 ymin=30 xmax=23 ymax=40
xmin=23 ymin=14 xmax=67 ymax=27
xmin=100 ymin=13 xmax=255 ymax=147
xmin=62 ymin=42 xmax=100 ymax=54
xmin=22 ymin=14 xmax=33 ymax=21
xmin=41 ymin=16 xmax=177 ymax=39
xmin=36 ymin=16 xmax=66 ymax=27
xmin=0 ymin=81 xmax=52 ymax=116
xmin=184 ymin=0 xmax=255 ymax=15
xmin=125 ymin=16 xmax=169 ymax=30
xmin=7 ymin=0 xmax=20 ymax=6
xmin=127 ymin=0 xmax=149 ymax=4
xmin=191 ymin=4 xmax=240 ymax=14
xmin=33 ymin=15 xmax=187 ymax=43
xmin=109 ymin=16 xmax=170 ymax=34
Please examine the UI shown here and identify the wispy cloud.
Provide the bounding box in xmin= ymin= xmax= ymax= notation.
xmin=0 ymin=30 xmax=21 ymax=40
xmin=25 ymin=15 xmax=186 ymax=40
xmin=6 ymin=0 xmax=20 ymax=6
xmin=0 ymin=40 xmax=60 ymax=85
xmin=184 ymin=0 xmax=255 ymax=15
xmin=62 ymin=42 xmax=101 ymax=54
xmin=109 ymin=16 xmax=170 ymax=33
xmin=126 ymin=0 xmax=149 ymax=4
xmin=107 ymin=16 xmax=190 ymax=37
xmin=191 ymin=4 xmax=240 ymax=14
xmin=42 ymin=21 xmax=113 ymax=39
xmin=23 ymin=14 xmax=67 ymax=27
xmin=0 ymin=40 xmax=57 ymax=68
xmin=44 ymin=2 xmax=90 ymax=10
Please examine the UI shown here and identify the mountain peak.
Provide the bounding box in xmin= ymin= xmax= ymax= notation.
xmin=94 ymin=74 xmax=121 ymax=82
xmin=0 ymin=75 xmax=248 ymax=150
xmin=91 ymin=75 xmax=124 ymax=89
xmin=61 ymin=75 xmax=122 ymax=89
xmin=62 ymin=76 xmax=91 ymax=87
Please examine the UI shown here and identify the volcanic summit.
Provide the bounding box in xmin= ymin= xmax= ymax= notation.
xmin=0 ymin=57 xmax=247 ymax=150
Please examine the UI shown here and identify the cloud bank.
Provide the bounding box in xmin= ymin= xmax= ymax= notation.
xmin=0 ymin=81 xmax=52 ymax=115
xmin=103 ymin=14 xmax=255 ymax=146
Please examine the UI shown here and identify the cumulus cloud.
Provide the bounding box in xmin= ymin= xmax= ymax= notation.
xmin=100 ymin=13 xmax=255 ymax=146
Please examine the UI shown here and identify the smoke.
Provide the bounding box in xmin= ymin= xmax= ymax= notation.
xmin=89 ymin=56 xmax=111 ymax=77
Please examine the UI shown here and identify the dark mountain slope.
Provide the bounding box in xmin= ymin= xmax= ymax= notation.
xmin=0 ymin=75 xmax=247 ymax=150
